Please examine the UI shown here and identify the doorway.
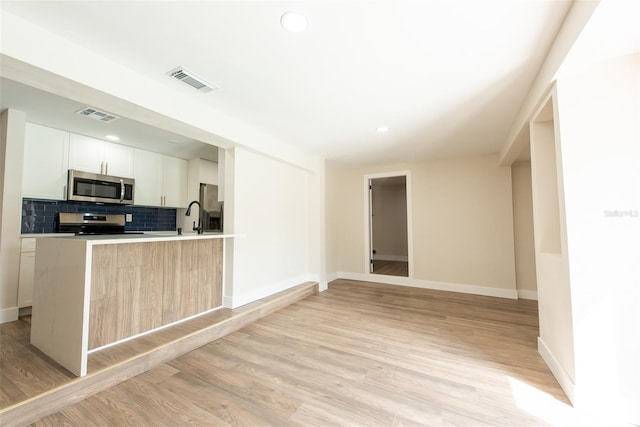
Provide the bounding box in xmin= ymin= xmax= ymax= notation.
xmin=365 ymin=172 xmax=412 ymax=278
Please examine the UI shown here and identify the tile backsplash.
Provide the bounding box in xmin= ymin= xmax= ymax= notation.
xmin=21 ymin=198 xmax=176 ymax=234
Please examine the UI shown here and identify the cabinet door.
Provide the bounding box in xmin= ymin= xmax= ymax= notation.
xmin=103 ymin=142 xmax=134 ymax=178
xmin=68 ymin=134 xmax=104 ymax=174
xmin=22 ymin=123 xmax=69 ymax=200
xmin=18 ymin=251 xmax=36 ymax=307
xmin=133 ymin=149 xmax=164 ymax=206
xmin=163 ymin=156 xmax=188 ymax=208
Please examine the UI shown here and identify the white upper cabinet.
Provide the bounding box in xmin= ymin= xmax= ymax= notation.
xmin=163 ymin=156 xmax=188 ymax=208
xmin=22 ymin=123 xmax=70 ymax=200
xmin=133 ymin=150 xmax=164 ymax=206
xmin=134 ymin=149 xmax=187 ymax=208
xmin=68 ymin=134 xmax=134 ymax=178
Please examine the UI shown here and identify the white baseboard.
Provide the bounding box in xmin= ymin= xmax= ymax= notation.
xmin=0 ymin=307 xmax=19 ymax=324
xmin=225 ymin=274 xmax=317 ymax=309
xmin=374 ymin=254 xmax=408 ymax=262
xmin=327 ymin=272 xmax=339 ymax=283
xmin=337 ymin=272 xmax=518 ymax=299
xmin=318 ymin=281 xmax=329 ymax=292
xmin=538 ymin=337 xmax=575 ymax=404
xmin=517 ymin=289 xmax=538 ymax=300
xmin=222 ymin=296 xmax=234 ymax=309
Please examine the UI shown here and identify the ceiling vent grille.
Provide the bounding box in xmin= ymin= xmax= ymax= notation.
xmin=75 ymin=107 xmax=119 ymax=123
xmin=167 ymin=66 xmax=218 ymax=93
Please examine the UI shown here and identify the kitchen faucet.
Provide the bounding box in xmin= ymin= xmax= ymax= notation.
xmin=185 ymin=200 xmax=204 ymax=234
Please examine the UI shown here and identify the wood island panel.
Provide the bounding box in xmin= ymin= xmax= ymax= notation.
xmin=163 ymin=239 xmax=223 ymax=324
xmin=89 ymin=239 xmax=222 ymax=350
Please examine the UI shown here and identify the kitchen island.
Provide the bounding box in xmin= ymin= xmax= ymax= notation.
xmin=31 ymin=233 xmax=234 ymax=377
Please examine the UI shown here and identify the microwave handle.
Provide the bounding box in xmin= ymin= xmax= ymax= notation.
xmin=120 ymin=179 xmax=125 ymax=202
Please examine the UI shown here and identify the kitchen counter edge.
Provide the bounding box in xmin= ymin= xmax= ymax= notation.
xmin=34 ymin=233 xmax=239 ymax=245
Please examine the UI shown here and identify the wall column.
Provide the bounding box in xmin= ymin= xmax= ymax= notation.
xmin=0 ymin=108 xmax=26 ymax=322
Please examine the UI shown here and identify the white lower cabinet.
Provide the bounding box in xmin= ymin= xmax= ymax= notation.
xmin=18 ymin=238 xmax=36 ymax=307
xmin=134 ymin=150 xmax=187 ymax=208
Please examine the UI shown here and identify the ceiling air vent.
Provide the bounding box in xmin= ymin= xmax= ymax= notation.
xmin=167 ymin=66 xmax=218 ymax=93
xmin=75 ymin=107 xmax=119 ymax=123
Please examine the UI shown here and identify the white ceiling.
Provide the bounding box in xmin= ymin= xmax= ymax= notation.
xmin=0 ymin=0 xmax=574 ymax=167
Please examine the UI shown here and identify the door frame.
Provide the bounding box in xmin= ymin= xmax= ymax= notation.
xmin=363 ymin=170 xmax=414 ymax=278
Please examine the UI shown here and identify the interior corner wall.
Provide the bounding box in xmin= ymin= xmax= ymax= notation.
xmin=511 ymin=161 xmax=538 ymax=295
xmin=555 ymin=52 xmax=640 ymax=423
xmin=229 ymin=147 xmax=311 ymax=307
xmin=328 ymin=155 xmax=517 ymax=294
xmin=0 ymin=109 xmax=26 ymax=320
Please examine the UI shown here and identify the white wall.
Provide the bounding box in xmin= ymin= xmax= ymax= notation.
xmin=327 ymin=155 xmax=517 ymax=297
xmin=511 ymin=161 xmax=537 ymax=297
xmin=325 ymin=164 xmax=341 ymax=280
xmin=226 ymin=148 xmax=312 ymax=307
xmin=0 ymin=109 xmax=26 ymax=322
xmin=556 ymin=52 xmax=640 ymax=423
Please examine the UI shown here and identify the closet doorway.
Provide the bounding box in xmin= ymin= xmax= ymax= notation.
xmin=365 ymin=172 xmax=413 ymax=278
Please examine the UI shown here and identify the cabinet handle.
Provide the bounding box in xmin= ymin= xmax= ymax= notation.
xmin=105 ymin=162 xmax=109 ymax=175
xmin=100 ymin=161 xmax=104 ymax=174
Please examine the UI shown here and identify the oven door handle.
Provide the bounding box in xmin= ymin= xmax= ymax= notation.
xmin=120 ymin=179 xmax=125 ymax=202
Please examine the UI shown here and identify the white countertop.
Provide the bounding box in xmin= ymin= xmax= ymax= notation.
xmin=35 ymin=232 xmax=238 ymax=245
xmin=21 ymin=233 xmax=75 ymax=238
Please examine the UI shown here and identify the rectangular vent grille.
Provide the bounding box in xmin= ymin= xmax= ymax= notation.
xmin=75 ymin=107 xmax=119 ymax=122
xmin=168 ymin=67 xmax=217 ymax=93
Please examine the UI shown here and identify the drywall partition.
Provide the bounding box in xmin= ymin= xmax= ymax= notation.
xmin=227 ymin=147 xmax=311 ymax=307
xmin=511 ymin=161 xmax=537 ymax=299
xmin=555 ymin=52 xmax=640 ymax=424
xmin=529 ymin=87 xmax=576 ymax=398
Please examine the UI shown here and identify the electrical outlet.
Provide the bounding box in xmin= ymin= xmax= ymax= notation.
xmin=126 ymin=213 xmax=133 ymax=222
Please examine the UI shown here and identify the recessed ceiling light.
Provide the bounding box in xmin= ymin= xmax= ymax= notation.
xmin=105 ymin=135 xmax=120 ymax=141
xmin=281 ymin=11 xmax=308 ymax=32
xmin=376 ymin=126 xmax=389 ymax=133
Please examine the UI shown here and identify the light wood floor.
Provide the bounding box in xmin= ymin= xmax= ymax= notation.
xmin=28 ymin=279 xmax=581 ymax=426
xmin=0 ymin=315 xmax=75 ymax=408
xmin=0 ymin=283 xmax=317 ymax=425
xmin=373 ymin=259 xmax=408 ymax=276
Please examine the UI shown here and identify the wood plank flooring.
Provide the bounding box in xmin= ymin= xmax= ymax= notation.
xmin=0 ymin=282 xmax=317 ymax=426
xmin=28 ymin=279 xmax=583 ymax=426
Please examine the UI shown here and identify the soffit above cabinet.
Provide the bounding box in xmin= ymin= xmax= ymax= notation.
xmin=1 ymin=77 xmax=219 ymax=162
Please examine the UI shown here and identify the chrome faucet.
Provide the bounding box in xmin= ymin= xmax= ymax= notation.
xmin=185 ymin=200 xmax=203 ymax=234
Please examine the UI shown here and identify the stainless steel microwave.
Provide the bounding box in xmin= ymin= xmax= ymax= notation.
xmin=67 ymin=169 xmax=135 ymax=205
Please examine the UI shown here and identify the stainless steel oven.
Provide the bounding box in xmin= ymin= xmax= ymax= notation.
xmin=67 ymin=169 xmax=135 ymax=205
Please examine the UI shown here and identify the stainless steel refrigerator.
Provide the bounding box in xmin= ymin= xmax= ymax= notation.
xmin=199 ymin=183 xmax=223 ymax=233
